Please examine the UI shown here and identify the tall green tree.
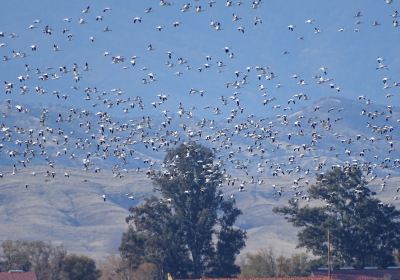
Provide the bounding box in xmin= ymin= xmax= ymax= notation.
xmin=120 ymin=142 xmax=246 ymax=279
xmin=274 ymin=166 xmax=400 ymax=268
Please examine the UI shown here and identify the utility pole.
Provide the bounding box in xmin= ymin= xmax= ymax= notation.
xmin=328 ymin=229 xmax=332 ymax=280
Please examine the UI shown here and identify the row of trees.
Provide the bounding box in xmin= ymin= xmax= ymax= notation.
xmin=0 ymin=240 xmax=100 ymax=280
xmin=0 ymin=240 xmax=318 ymax=280
xmin=98 ymin=249 xmax=315 ymax=280
xmin=240 ymin=249 xmax=313 ymax=278
xmin=118 ymin=142 xmax=400 ymax=278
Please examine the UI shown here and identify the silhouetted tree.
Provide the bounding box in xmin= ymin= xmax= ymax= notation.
xmin=120 ymin=142 xmax=246 ymax=279
xmin=274 ymin=166 xmax=400 ymax=268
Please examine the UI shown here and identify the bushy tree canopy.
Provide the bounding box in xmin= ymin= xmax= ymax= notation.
xmin=120 ymin=142 xmax=246 ymax=279
xmin=274 ymin=166 xmax=400 ymax=268
xmin=61 ymin=254 xmax=101 ymax=280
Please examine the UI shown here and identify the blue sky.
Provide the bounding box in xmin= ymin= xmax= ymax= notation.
xmin=0 ymin=0 xmax=399 ymax=119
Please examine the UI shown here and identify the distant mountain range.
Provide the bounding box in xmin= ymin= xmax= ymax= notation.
xmin=0 ymin=165 xmax=398 ymax=262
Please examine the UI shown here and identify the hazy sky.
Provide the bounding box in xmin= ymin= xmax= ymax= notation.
xmin=1 ymin=0 xmax=399 ymax=119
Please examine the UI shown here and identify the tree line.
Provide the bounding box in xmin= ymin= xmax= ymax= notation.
xmin=0 ymin=240 xmax=100 ymax=280
xmin=117 ymin=143 xmax=400 ymax=278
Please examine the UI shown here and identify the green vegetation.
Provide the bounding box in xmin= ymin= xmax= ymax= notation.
xmin=274 ymin=166 xmax=400 ymax=268
xmin=119 ymin=142 xmax=246 ymax=279
xmin=61 ymin=254 xmax=101 ymax=280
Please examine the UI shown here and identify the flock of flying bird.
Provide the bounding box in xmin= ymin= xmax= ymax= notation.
xmin=0 ymin=0 xmax=400 ymax=204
